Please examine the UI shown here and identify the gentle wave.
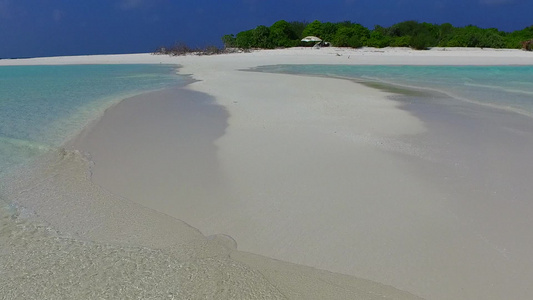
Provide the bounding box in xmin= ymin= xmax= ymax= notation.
xmin=0 ymin=135 xmax=53 ymax=152
xmin=0 ymin=136 xmax=55 ymax=176
xmin=0 ymin=64 xmax=183 ymax=174
xmin=254 ymin=64 xmax=533 ymax=118
xmin=463 ymin=82 xmax=533 ymax=96
xmin=360 ymin=75 xmax=533 ymax=119
xmin=0 ymin=192 xmax=283 ymax=299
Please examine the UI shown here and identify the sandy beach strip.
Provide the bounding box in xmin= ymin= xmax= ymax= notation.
xmin=3 ymin=47 xmax=533 ymax=299
xmin=2 ymin=46 xmax=533 ymax=66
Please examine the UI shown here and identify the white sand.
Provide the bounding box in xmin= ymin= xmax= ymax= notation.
xmin=3 ymin=47 xmax=533 ymax=299
xmin=2 ymin=46 xmax=532 ymax=66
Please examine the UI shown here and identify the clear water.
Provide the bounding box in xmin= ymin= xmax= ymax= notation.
xmin=0 ymin=64 xmax=184 ymax=175
xmin=253 ymin=65 xmax=533 ymax=117
xmin=2 ymin=63 xmax=532 ymax=298
xmin=0 ymin=65 xmax=289 ymax=298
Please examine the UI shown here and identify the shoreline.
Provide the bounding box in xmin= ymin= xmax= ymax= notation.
xmin=1 ymin=46 xmax=533 ymax=67
xmin=3 ymin=48 xmax=533 ymax=299
xmin=2 ymin=65 xmax=425 ymax=300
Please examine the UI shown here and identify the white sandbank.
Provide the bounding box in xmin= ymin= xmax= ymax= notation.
xmin=3 ymin=48 xmax=533 ymax=299
xmin=1 ymin=46 xmax=532 ymax=66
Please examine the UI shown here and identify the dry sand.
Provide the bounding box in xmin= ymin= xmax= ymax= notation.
xmin=3 ymin=47 xmax=533 ymax=299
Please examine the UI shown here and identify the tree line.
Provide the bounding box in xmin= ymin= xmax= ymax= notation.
xmin=222 ymin=20 xmax=533 ymax=50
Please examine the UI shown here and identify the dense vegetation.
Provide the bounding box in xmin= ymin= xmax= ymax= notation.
xmin=222 ymin=20 xmax=533 ymax=50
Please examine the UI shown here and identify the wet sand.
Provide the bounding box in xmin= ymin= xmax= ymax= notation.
xmin=3 ymin=84 xmax=421 ymax=300
xmin=69 ymin=87 xmax=232 ymax=223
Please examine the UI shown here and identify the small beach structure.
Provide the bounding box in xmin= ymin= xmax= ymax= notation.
xmin=301 ymin=36 xmax=323 ymax=48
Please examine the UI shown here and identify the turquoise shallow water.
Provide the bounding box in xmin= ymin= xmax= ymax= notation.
xmin=0 ymin=64 xmax=290 ymax=299
xmin=253 ymin=65 xmax=533 ymax=117
xmin=0 ymin=63 xmax=532 ymax=299
xmin=0 ymin=64 xmax=184 ymax=175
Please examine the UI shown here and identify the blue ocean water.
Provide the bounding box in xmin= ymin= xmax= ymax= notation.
xmin=0 ymin=64 xmax=184 ymax=175
xmin=254 ymin=65 xmax=533 ymax=116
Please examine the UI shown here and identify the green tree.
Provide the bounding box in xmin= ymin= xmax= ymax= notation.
xmin=388 ymin=20 xmax=419 ymax=37
xmin=445 ymin=25 xmax=504 ymax=48
xmin=437 ymin=23 xmax=455 ymax=46
xmin=320 ymin=22 xmax=339 ymax=42
xmin=410 ymin=23 xmax=438 ymax=49
xmin=223 ymin=19 xmax=533 ymax=50
xmin=366 ymin=26 xmax=391 ymax=48
xmin=504 ymin=25 xmax=533 ymax=49
xmin=351 ymin=23 xmax=371 ymax=40
xmin=390 ymin=36 xmax=411 ymax=47
xmin=235 ymin=30 xmax=254 ymax=48
xmin=288 ymin=21 xmax=309 ymax=39
xmin=333 ymin=27 xmax=356 ymax=47
xmin=269 ymin=20 xmax=298 ymax=48
xmin=410 ymin=31 xmax=435 ymax=49
xmin=480 ymin=28 xmax=505 ymax=48
xmin=302 ymin=20 xmax=323 ymax=38
xmin=387 ymin=21 xmax=438 ymax=49
xmin=332 ymin=24 xmax=369 ymax=48
xmin=372 ymin=25 xmax=388 ymax=36
xmin=253 ymin=25 xmax=272 ymax=48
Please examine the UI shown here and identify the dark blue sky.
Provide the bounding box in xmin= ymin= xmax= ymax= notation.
xmin=1 ymin=0 xmax=531 ymax=58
